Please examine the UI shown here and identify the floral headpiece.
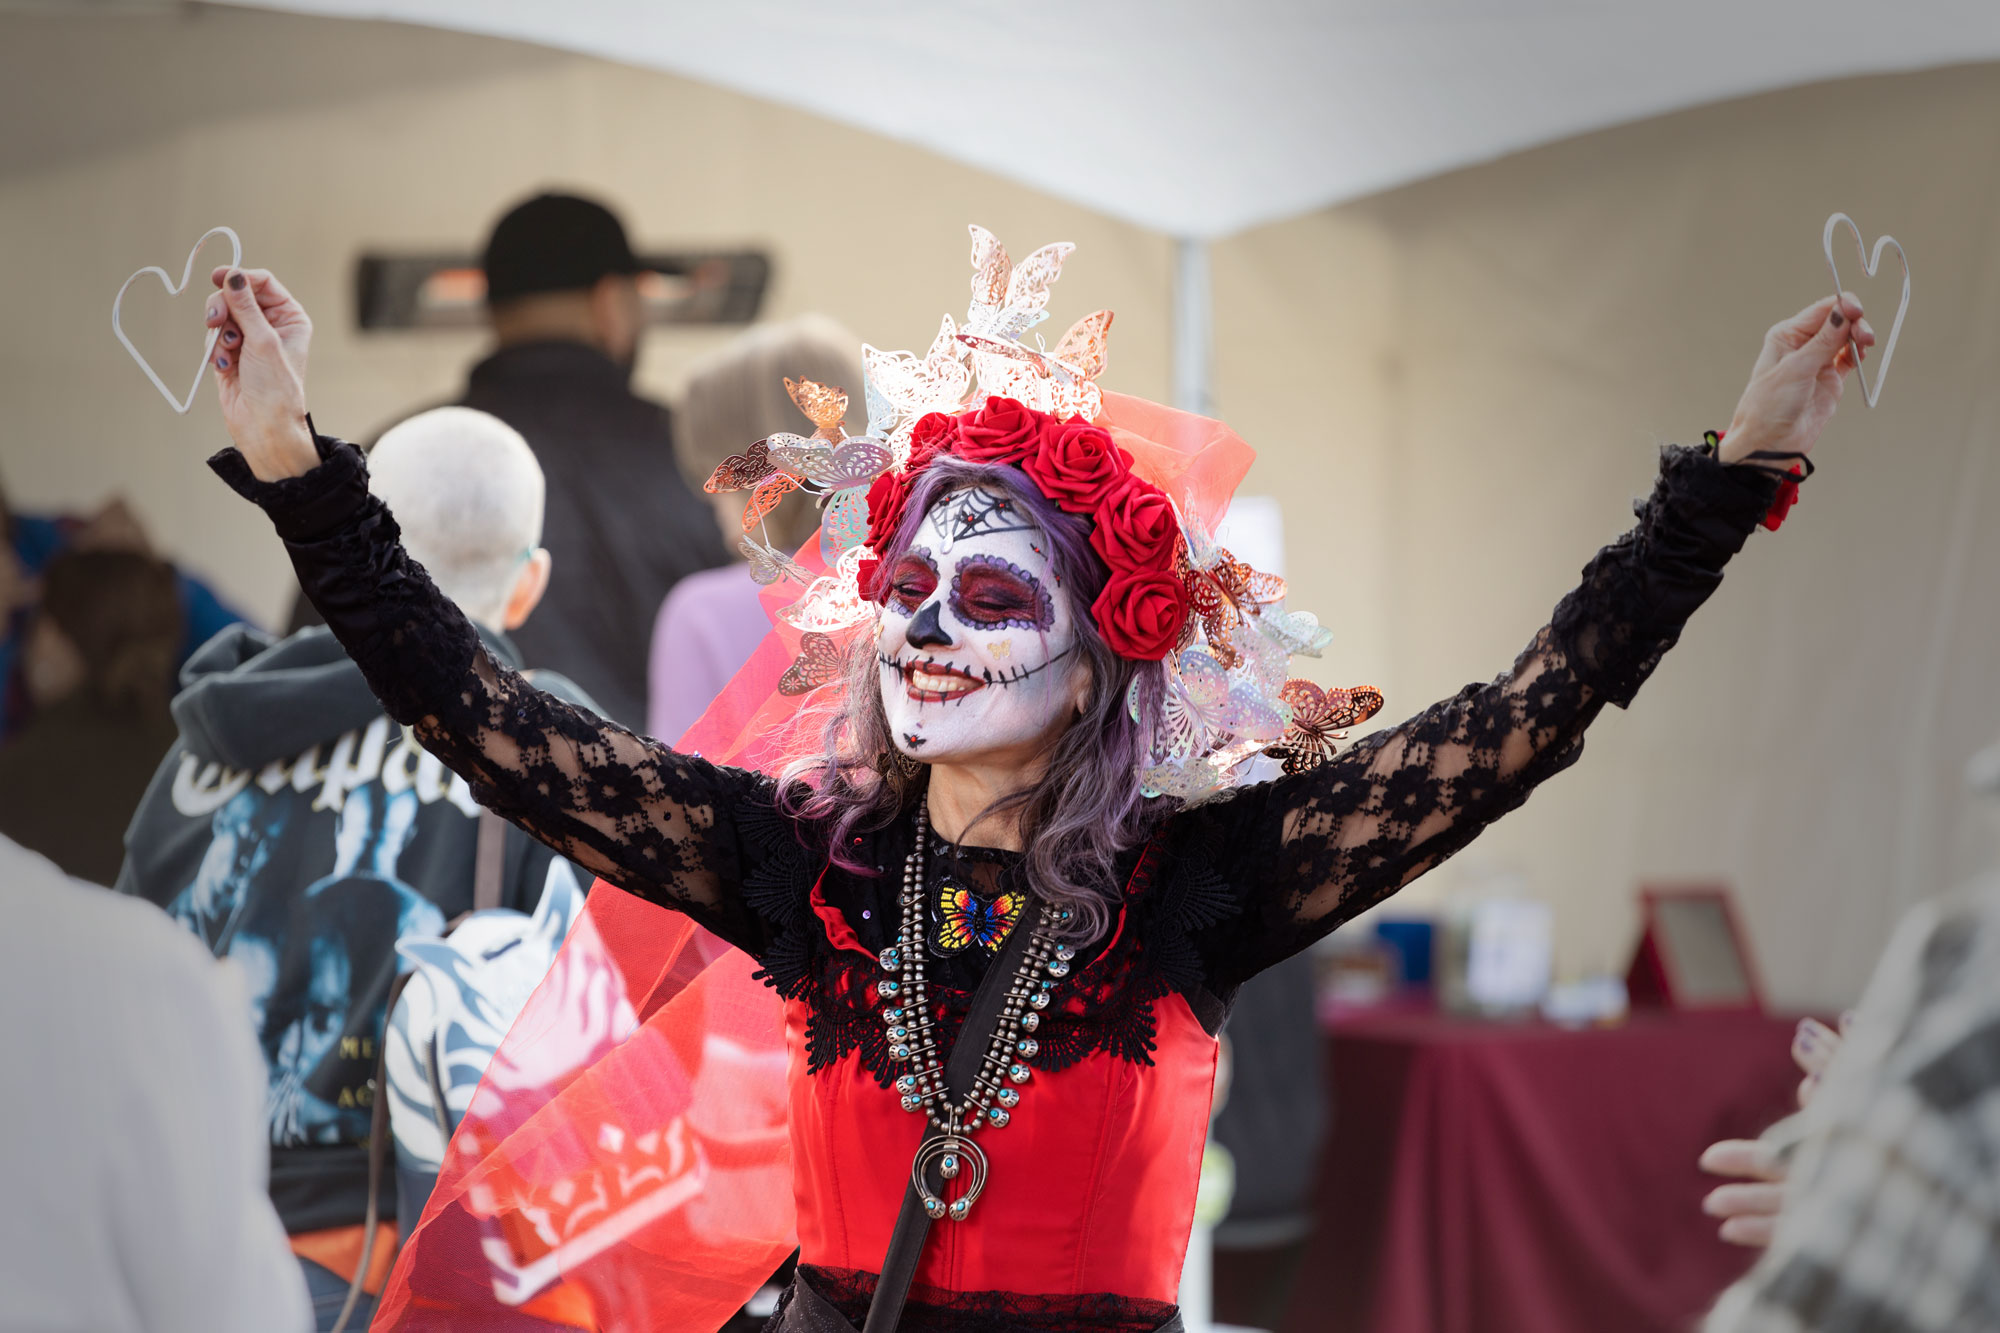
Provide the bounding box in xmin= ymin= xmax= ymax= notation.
xmin=703 ymin=224 xmax=1384 ymax=800
xmin=857 ymin=398 xmax=1189 ymax=660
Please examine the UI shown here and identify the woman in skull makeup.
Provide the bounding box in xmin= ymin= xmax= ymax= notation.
xmin=199 ymin=239 xmax=1872 ymax=1332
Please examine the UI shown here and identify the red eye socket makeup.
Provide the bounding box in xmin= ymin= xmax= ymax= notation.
xmin=950 ymin=555 xmax=1054 ymax=631
xmin=889 ymin=553 xmax=939 ymax=612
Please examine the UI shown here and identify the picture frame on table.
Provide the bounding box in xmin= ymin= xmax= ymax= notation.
xmin=1625 ymin=884 xmax=1764 ymax=1013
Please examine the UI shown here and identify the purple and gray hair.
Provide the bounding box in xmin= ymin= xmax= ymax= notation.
xmin=777 ymin=456 xmax=1169 ymax=943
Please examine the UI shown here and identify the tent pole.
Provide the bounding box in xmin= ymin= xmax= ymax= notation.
xmin=1172 ymin=236 xmax=1213 ymax=416
xmin=1173 ymin=235 xmax=1231 ymax=1333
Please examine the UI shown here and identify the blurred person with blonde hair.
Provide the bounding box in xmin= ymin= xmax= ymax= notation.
xmin=0 ymin=549 xmax=181 ymax=884
xmin=646 ymin=315 xmax=863 ymax=742
xmin=118 ymin=406 xmax=592 ymax=1332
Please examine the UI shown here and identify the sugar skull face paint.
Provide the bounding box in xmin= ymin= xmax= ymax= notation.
xmin=877 ymin=486 xmax=1084 ymax=763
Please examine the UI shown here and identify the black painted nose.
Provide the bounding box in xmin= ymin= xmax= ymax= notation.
xmin=906 ymin=600 xmax=953 ymax=649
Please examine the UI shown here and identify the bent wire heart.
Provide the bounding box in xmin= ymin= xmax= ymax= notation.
xmin=112 ymin=226 xmax=244 ymax=414
xmin=1822 ymin=212 xmax=1909 ymax=409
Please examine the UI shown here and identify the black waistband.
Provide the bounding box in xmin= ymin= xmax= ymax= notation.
xmin=771 ymin=1267 xmax=1185 ymax=1333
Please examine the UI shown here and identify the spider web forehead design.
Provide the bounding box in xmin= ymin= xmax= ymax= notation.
xmin=930 ymin=488 xmax=1039 ymax=553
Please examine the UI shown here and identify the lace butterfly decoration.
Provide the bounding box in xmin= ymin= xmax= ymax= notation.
xmin=959 ymin=310 xmax=1114 ymax=425
xmin=703 ymin=377 xmax=894 ymax=589
xmin=1174 ymin=543 xmax=1290 ymax=670
xmin=951 ymin=226 xmax=1113 ymax=423
xmin=740 ymin=536 xmax=811 ymax=588
xmin=818 ymin=486 xmax=872 ymax=567
xmin=1132 ymin=494 xmax=1377 ymax=799
xmin=862 ymin=314 xmax=974 ymax=456
xmin=1165 ymin=648 xmax=1287 ymax=757
xmin=780 ymin=544 xmax=875 ymax=635
xmin=933 ymin=882 xmax=1026 ymax=955
xmin=1264 ymin=680 xmax=1386 ymax=775
xmin=1135 ymin=645 xmax=1287 ymax=800
xmin=777 ymin=631 xmax=846 ymax=697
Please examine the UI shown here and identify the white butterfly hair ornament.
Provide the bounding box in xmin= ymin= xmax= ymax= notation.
xmin=952 ymin=226 xmax=1114 ymax=424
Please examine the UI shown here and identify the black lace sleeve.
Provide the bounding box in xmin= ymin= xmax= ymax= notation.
xmin=208 ymin=433 xmax=790 ymax=957
xmin=1180 ymin=445 xmax=1780 ymax=988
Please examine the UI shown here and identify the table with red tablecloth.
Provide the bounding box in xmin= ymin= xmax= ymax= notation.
xmin=1278 ymin=1008 xmax=1802 ymax=1333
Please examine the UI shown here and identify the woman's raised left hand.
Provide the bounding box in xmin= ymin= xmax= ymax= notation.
xmin=1718 ymin=293 xmax=1876 ymax=466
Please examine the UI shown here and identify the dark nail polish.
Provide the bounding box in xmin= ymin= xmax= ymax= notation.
xmin=1830 ymin=310 xmax=1844 ymax=328
xmin=216 ymin=354 xmax=229 ymax=369
xmin=222 ymin=330 xmax=239 ymax=345
xmin=227 ymin=272 xmax=247 ymax=291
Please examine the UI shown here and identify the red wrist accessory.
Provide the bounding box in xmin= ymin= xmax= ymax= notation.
xmin=1706 ymin=429 xmax=1805 ymax=532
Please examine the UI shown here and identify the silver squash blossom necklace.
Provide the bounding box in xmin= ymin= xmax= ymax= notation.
xmin=876 ymin=799 xmax=1075 ymax=1221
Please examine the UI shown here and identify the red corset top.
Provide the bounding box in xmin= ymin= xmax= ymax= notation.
xmin=786 ymin=987 xmax=1218 ymax=1302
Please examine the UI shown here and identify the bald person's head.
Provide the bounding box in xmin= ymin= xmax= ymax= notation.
xmin=368 ymin=407 xmax=551 ymax=632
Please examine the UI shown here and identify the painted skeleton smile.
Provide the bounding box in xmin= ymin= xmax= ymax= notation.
xmin=898 ymin=657 xmax=986 ymax=704
xmin=880 ymin=650 xmax=1073 ymax=706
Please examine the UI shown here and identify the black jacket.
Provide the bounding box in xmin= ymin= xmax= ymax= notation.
xmin=116 ymin=622 xmax=592 ymax=1232
xmin=462 ymin=341 xmax=729 ymax=726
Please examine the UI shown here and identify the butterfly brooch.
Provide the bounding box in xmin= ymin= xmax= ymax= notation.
xmin=933 ymin=882 xmax=1026 ymax=955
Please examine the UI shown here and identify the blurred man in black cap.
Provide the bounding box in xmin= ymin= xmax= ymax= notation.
xmin=460 ymin=191 xmax=728 ymax=725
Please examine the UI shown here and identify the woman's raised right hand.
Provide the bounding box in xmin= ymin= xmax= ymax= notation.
xmin=205 ymin=266 xmax=319 ymax=481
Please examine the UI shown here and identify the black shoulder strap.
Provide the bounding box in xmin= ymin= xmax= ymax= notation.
xmin=335 ymin=770 xmax=509 ymax=1328
xmin=861 ymin=902 xmax=1044 ymax=1333
xmin=330 ymin=968 xmax=414 ymax=1333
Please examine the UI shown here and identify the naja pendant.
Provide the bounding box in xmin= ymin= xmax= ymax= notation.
xmin=913 ymin=1135 xmax=989 ymax=1222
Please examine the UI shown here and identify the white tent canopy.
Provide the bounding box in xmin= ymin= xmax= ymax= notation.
xmin=229 ymin=0 xmax=2000 ymax=238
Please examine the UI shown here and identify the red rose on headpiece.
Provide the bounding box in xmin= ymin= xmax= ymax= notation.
xmin=956 ymin=396 xmax=1044 ymax=466
xmin=1023 ymin=417 xmax=1130 ymax=515
xmin=856 ymin=557 xmax=886 ymax=602
xmin=1090 ymin=474 xmax=1181 ymax=573
xmin=906 ymin=412 xmax=960 ymax=472
xmin=1091 ymin=568 xmax=1189 ymax=662
xmin=863 ymin=468 xmax=911 ymax=558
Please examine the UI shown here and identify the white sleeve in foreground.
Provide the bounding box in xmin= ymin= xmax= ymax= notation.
xmin=107 ymin=948 xmax=312 ymax=1333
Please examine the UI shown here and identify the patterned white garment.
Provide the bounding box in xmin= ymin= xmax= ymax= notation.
xmin=1706 ymin=873 xmax=2000 ymax=1333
